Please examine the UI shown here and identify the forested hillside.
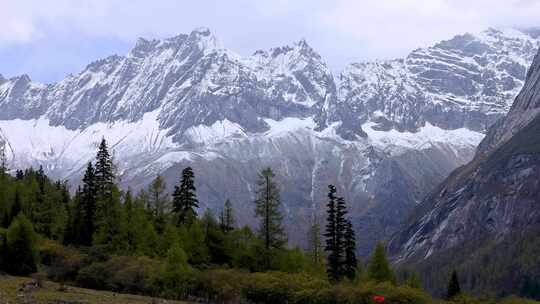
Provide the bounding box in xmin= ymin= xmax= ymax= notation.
xmin=0 ymin=139 xmax=537 ymax=303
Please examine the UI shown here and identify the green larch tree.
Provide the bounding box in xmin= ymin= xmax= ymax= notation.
xmin=254 ymin=167 xmax=286 ymax=270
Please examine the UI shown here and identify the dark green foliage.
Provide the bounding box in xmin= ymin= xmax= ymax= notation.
xmin=344 ymin=219 xmax=357 ymax=280
xmin=405 ymin=226 xmax=540 ymax=299
xmin=73 ymin=162 xmax=97 ymax=246
xmin=0 ymin=228 xmax=8 ymax=270
xmin=254 ymin=167 xmax=286 ymax=270
xmin=448 ymin=270 xmax=461 ymax=299
xmin=6 ymin=214 xmax=38 ymax=275
xmin=9 ymin=187 xmax=22 ymax=223
xmin=324 ymin=185 xmax=340 ymax=281
xmin=123 ymin=189 xmax=158 ymax=256
xmin=93 ymin=185 xmax=127 ymax=252
xmin=76 ymin=255 xmax=162 ymax=294
xmin=1 ymin=137 xmax=535 ymax=304
xmin=172 ymin=167 xmax=199 ymax=226
xmin=185 ymin=221 xmax=210 ymax=265
xmin=324 ymin=185 xmax=355 ymax=282
xmin=368 ymin=242 xmax=395 ymax=284
xmin=33 ymin=170 xmax=67 ymax=240
xmin=94 ymin=138 xmax=115 ymax=200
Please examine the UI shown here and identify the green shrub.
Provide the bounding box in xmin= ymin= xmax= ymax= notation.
xmin=191 ymin=269 xmax=248 ymax=303
xmin=39 ymin=239 xmax=85 ymax=282
xmin=76 ymin=255 xmax=161 ymax=294
xmin=243 ymin=271 xmax=330 ymax=304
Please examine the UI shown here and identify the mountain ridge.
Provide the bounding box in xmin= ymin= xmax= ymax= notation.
xmin=0 ymin=27 xmax=538 ymax=254
xmin=388 ymin=44 xmax=540 ymax=297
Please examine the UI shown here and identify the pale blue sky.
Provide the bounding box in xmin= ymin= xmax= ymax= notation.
xmin=1 ymin=0 xmax=539 ymax=83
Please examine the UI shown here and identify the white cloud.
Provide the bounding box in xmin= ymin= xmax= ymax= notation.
xmin=320 ymin=0 xmax=540 ymax=59
xmin=0 ymin=0 xmax=539 ymax=81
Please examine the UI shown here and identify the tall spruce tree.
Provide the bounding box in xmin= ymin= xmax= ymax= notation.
xmin=79 ymin=162 xmax=97 ymax=246
xmin=324 ymin=185 xmax=340 ymax=282
xmin=172 ymin=167 xmax=199 ymax=226
xmin=335 ymin=196 xmax=347 ymax=275
xmin=254 ymin=167 xmax=286 ymax=270
xmin=447 ymin=270 xmax=461 ymax=299
xmin=344 ymin=219 xmax=357 ymax=280
xmin=91 ymin=139 xmax=126 ymax=252
xmin=95 ymin=138 xmax=115 ymax=200
xmin=367 ymin=242 xmax=395 ymax=283
xmin=219 ymin=199 xmax=235 ymax=233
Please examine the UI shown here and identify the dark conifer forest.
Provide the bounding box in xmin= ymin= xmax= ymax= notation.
xmin=0 ymin=139 xmax=536 ymax=303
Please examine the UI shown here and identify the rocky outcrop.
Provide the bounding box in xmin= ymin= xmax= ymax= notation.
xmin=0 ymin=27 xmax=538 ymax=254
xmin=389 ymin=46 xmax=540 ymax=296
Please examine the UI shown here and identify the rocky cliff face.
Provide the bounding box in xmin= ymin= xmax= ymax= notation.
xmin=0 ymin=27 xmax=538 ymax=255
xmin=388 ymin=47 xmax=540 ymax=297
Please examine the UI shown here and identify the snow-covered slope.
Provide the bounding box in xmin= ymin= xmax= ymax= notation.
xmin=335 ymin=28 xmax=539 ymax=134
xmin=0 ymin=27 xmax=538 ymax=254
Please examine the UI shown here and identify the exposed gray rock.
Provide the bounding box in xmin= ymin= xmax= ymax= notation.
xmin=0 ymin=27 xmax=538 ymax=255
xmin=389 ymin=46 xmax=540 ymax=262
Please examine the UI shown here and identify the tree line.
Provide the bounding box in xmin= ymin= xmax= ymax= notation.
xmin=0 ymin=139 xmax=479 ymax=303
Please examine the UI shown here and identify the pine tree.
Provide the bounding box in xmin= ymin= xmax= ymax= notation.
xmin=335 ymin=196 xmax=348 ymax=276
xmin=93 ymin=186 xmax=127 ymax=252
xmin=254 ymin=167 xmax=286 ymax=270
xmin=367 ymin=242 xmax=395 ymax=283
xmin=78 ymin=162 xmax=97 ymax=246
xmin=220 ymin=199 xmax=235 ymax=233
xmin=172 ymin=167 xmax=199 ymax=226
xmin=447 ymin=270 xmax=461 ymax=299
xmin=324 ymin=185 xmax=344 ymax=282
xmin=344 ymin=219 xmax=357 ymax=280
xmin=91 ymin=139 xmax=127 ymax=252
xmin=15 ymin=170 xmax=24 ymax=180
xmin=95 ymin=138 xmax=115 ymax=200
xmin=307 ymin=215 xmax=324 ymax=272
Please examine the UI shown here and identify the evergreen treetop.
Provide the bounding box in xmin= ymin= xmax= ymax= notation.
xmin=173 ymin=167 xmax=199 ymax=226
xmin=95 ymin=138 xmax=115 ymax=200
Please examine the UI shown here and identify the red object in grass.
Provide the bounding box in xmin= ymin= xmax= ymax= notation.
xmin=373 ymin=295 xmax=385 ymax=303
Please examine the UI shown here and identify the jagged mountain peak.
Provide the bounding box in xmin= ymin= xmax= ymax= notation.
xmin=251 ymin=38 xmax=321 ymax=63
xmin=388 ymin=46 xmax=540 ymax=296
xmin=0 ymin=26 xmax=537 ymax=259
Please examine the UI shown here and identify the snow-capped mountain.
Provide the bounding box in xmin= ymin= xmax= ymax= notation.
xmin=388 ymin=47 xmax=540 ymax=296
xmin=0 ymin=27 xmax=538 ymax=254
